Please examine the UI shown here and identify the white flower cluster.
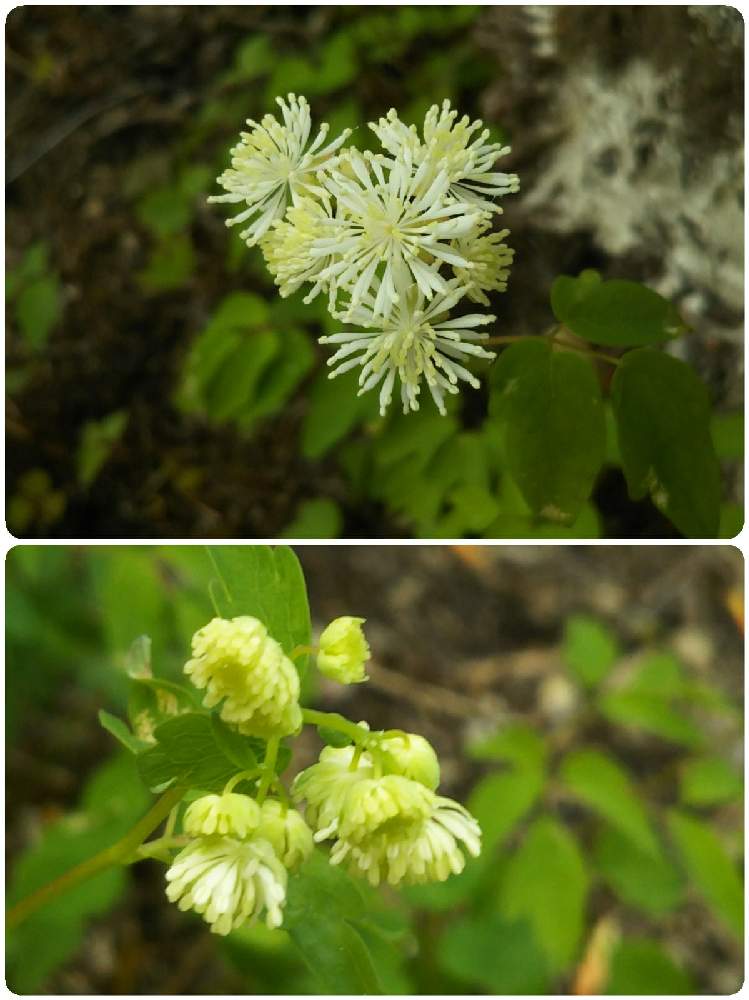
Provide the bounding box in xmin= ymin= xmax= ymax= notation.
xmin=210 ymin=94 xmax=518 ymax=415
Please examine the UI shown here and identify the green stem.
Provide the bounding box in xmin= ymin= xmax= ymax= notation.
xmin=483 ymin=334 xmax=535 ymax=345
xmin=290 ymin=644 xmax=317 ymax=661
xmin=301 ymin=708 xmax=372 ymax=746
xmin=6 ymin=785 xmax=185 ymax=930
xmin=223 ymin=767 xmax=263 ymax=794
xmin=483 ymin=331 xmax=621 ymax=366
xmin=257 ymin=737 xmax=280 ymax=804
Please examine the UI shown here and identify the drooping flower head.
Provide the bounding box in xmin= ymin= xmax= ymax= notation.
xmin=320 ymin=280 xmax=496 ymax=415
xmin=313 ymin=149 xmax=484 ymax=318
xmin=209 ymin=93 xmax=351 ymax=245
xmin=165 ymin=835 xmax=287 ymax=934
xmin=257 ymin=799 xmax=314 ymax=870
xmin=317 ymin=616 xmax=371 ymax=684
xmin=184 ymin=616 xmax=302 ymax=738
xmin=184 ymin=792 xmax=261 ymax=839
xmin=291 ymin=744 xmax=375 ymax=841
xmin=381 ymin=732 xmax=441 ymax=790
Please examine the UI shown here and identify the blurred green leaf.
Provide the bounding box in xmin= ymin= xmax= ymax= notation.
xmin=560 ymin=748 xmax=659 ymax=855
xmin=679 ymin=756 xmax=743 ymax=807
xmin=491 ymin=339 xmax=605 ymax=523
xmin=137 ymin=187 xmax=192 ymax=236
xmin=301 ymin=368 xmax=375 ymax=460
xmin=207 ymin=545 xmax=311 ymax=675
xmin=438 ymin=914 xmax=550 ymax=993
xmin=138 ymin=234 xmax=196 ymax=292
xmin=594 ymin=827 xmax=683 ymax=915
xmin=282 ymin=498 xmax=343 ymax=538
xmin=469 ymin=768 xmax=545 ymax=855
xmin=607 ymin=939 xmax=695 ymax=994
xmin=498 ymin=816 xmax=588 ymax=972
xmin=99 ymin=709 xmax=149 ymax=754
xmin=16 ymin=274 xmax=63 ymax=349
xmin=284 ymin=850 xmax=383 ymax=994
xmin=611 ymin=349 xmax=720 ymax=537
xmin=711 ymin=411 xmax=744 ymax=460
xmin=562 ymin=615 xmax=619 ymax=688
xmin=667 ymin=809 xmax=743 ymax=938
xmin=552 ymin=276 xmax=685 ymax=347
xmin=719 ymin=502 xmax=744 ymax=538
xmin=468 ymin=723 xmax=547 ymax=770
xmin=76 ymin=410 xmax=128 ymax=488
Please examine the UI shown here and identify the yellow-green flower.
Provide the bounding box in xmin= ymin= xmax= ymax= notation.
xmin=381 ymin=732 xmax=441 ymax=790
xmin=184 ymin=616 xmax=302 ymax=739
xmin=317 ymin=616 xmax=371 ymax=684
xmin=292 ymin=744 xmax=375 ymax=841
xmin=258 ymin=799 xmax=314 ymax=870
xmin=183 ymin=792 xmax=261 ymax=839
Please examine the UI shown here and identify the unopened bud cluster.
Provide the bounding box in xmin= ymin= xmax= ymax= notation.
xmin=166 ymin=613 xmax=480 ymax=934
xmin=210 ymin=94 xmax=518 ymax=416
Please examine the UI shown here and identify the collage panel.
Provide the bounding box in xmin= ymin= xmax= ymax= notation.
xmin=5 ymin=6 xmax=743 ymax=541
xmin=5 ymin=544 xmax=744 ymax=994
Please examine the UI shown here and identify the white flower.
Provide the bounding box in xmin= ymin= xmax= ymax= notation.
xmin=330 ymin=777 xmax=482 ymax=887
xmin=370 ymin=101 xmax=519 ymax=212
xmin=292 ymin=744 xmax=375 ymax=841
xmin=313 ymin=149 xmax=484 ymax=317
xmin=257 ymin=799 xmax=314 ymax=870
xmin=184 ymin=616 xmax=302 ymax=739
xmin=451 ymin=224 xmax=515 ymax=305
xmin=320 ymin=280 xmax=496 ymax=416
xmin=317 ymin=616 xmax=371 ymax=684
xmin=209 ymin=93 xmax=351 ymax=245
xmin=260 ymin=194 xmax=340 ymax=304
xmin=165 ymin=836 xmax=287 ymax=934
xmin=183 ymin=793 xmax=261 ymax=839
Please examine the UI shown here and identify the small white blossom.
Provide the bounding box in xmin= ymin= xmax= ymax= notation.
xmin=320 ymin=280 xmax=496 ymax=415
xmin=165 ymin=836 xmax=287 ymax=934
xmin=451 ymin=224 xmax=515 ymax=305
xmin=313 ymin=149 xmax=484 ymax=317
xmin=209 ymin=93 xmax=351 ymax=245
xmin=183 ymin=793 xmax=261 ymax=839
xmin=260 ymin=194 xmax=341 ymax=305
xmin=185 ymin=617 xmax=302 ymax=739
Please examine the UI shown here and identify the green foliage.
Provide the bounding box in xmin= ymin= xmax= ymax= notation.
xmin=498 ymin=816 xmax=589 ymax=972
xmin=551 ymin=272 xmax=686 ymax=347
xmin=138 ymin=233 xmax=196 ymax=292
xmin=594 ymin=827 xmax=683 ymax=916
xmin=7 ymin=241 xmax=64 ymax=350
xmin=301 ymin=368 xmax=376 ymax=460
xmin=611 ymin=349 xmax=721 ymax=537
xmin=607 ymin=939 xmax=695 ymax=994
xmin=560 ymin=748 xmax=659 ymax=855
xmin=282 ymin=498 xmax=343 ymax=538
xmin=6 ymin=754 xmax=150 ymax=993
xmin=176 ymin=292 xmax=314 ymax=432
xmin=490 ymin=339 xmax=605 ymax=523
xmin=678 ymin=755 xmax=742 ymax=807
xmin=439 ymin=914 xmax=550 ymax=993
xmin=76 ymin=410 xmax=128 ymax=488
xmin=562 ymin=615 xmax=619 ymax=688
xmin=136 ymin=165 xmax=211 ymax=236
xmin=667 ymin=810 xmax=743 ymax=939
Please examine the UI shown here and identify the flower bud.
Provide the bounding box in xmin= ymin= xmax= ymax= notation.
xmin=183 ymin=792 xmax=261 ymax=839
xmin=381 ymin=732 xmax=441 ymax=790
xmin=184 ymin=617 xmax=302 ymax=739
xmin=317 ymin=616 xmax=370 ymax=684
xmin=258 ymin=799 xmax=314 ymax=870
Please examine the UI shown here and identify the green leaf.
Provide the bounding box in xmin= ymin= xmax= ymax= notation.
xmin=206 ymin=545 xmax=311 ymax=674
xmin=720 ymin=502 xmax=744 ymax=538
xmin=611 ymin=349 xmax=720 ymax=537
xmin=667 ymin=809 xmax=743 ymax=938
xmin=438 ymin=914 xmax=550 ymax=993
xmin=16 ymin=274 xmax=62 ymax=349
xmin=137 ymin=712 xmax=258 ymax=792
xmin=138 ymin=234 xmax=196 ymax=292
xmin=467 ymin=723 xmax=547 ymax=771
xmin=136 ymin=186 xmax=192 ymax=236
xmin=317 ymin=726 xmax=352 ymax=748
xmin=562 ymin=615 xmax=619 ymax=688
xmin=282 ymin=498 xmax=343 ymax=539
xmin=711 ymin=411 xmax=744 ymax=460
xmin=560 ymin=748 xmax=659 ymax=855
xmin=497 ymin=816 xmax=588 ymax=972
xmin=98 ymin=709 xmax=149 ymax=754
xmin=76 ymin=410 xmax=128 ymax=487
xmin=469 ymin=768 xmax=545 ymax=855
xmin=491 ymin=339 xmax=605 ymax=523
xmin=607 ymin=939 xmax=695 ymax=994
xmin=679 ymin=756 xmax=743 ymax=807
xmin=301 ymin=368 xmax=375 ymax=460
xmin=284 ymin=851 xmax=383 ymax=994
xmin=594 ymin=827 xmax=683 ymax=915
xmin=552 ymin=275 xmax=686 ymax=347
xmin=237 ymin=326 xmax=314 ymax=429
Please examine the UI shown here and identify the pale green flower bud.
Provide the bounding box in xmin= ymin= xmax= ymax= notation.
xmin=381 ymin=732 xmax=441 ymax=790
xmin=338 ymin=775 xmax=433 ymax=843
xmin=185 ymin=617 xmax=302 ymax=739
xmin=317 ymin=616 xmax=370 ymax=684
xmin=292 ymin=744 xmax=375 ymax=841
xmin=183 ymin=793 xmax=261 ymax=839
xmin=258 ymin=799 xmax=314 ymax=870
xmin=166 ymin=836 xmax=287 ymax=934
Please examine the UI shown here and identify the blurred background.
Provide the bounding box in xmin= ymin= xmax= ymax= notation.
xmin=5 ymin=6 xmax=744 ymax=539
xmin=6 ymin=544 xmax=744 ymax=993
